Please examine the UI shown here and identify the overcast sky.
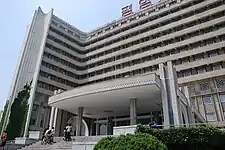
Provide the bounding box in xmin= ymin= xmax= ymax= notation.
xmin=0 ymin=0 xmax=158 ymax=109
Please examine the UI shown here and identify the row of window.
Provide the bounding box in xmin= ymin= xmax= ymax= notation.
xmin=173 ymin=48 xmax=225 ymax=66
xmin=87 ymin=23 xmax=225 ymax=69
xmin=51 ymin=20 xmax=85 ymax=41
xmin=51 ymin=0 xmax=203 ymax=47
xmin=192 ymin=94 xmax=225 ymax=105
xmin=45 ymin=43 xmax=86 ymax=63
xmin=41 ymin=55 xmax=224 ymax=91
xmin=42 ymin=35 xmax=225 ymax=83
xmin=86 ymin=1 xmax=224 ymax=54
xmin=41 ymin=61 xmax=87 ymax=79
xmin=37 ymin=80 xmax=65 ymax=92
xmin=43 ymin=51 xmax=87 ymax=71
xmin=192 ymin=94 xmax=225 ymax=122
xmin=178 ymin=61 xmax=225 ymax=78
xmin=51 ymin=0 xmax=223 ymax=57
xmin=39 ymin=71 xmax=78 ymax=88
xmin=87 ymin=0 xmax=182 ymax=39
xmin=48 ymin=7 xmax=225 ymax=65
xmin=86 ymin=34 xmax=225 ymax=77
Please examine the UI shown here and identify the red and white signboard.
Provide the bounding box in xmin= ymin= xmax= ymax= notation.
xmin=139 ymin=0 xmax=152 ymax=10
xmin=122 ymin=4 xmax=133 ymax=17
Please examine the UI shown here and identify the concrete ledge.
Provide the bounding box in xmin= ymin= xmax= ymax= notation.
xmin=113 ymin=125 xmax=137 ymax=135
xmin=72 ymin=141 xmax=97 ymax=150
xmin=29 ymin=131 xmax=42 ymax=139
xmin=15 ymin=137 xmax=37 ymax=145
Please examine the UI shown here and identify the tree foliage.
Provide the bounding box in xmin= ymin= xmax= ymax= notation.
xmin=136 ymin=124 xmax=225 ymax=150
xmin=0 ymin=100 xmax=9 ymax=132
xmin=6 ymin=82 xmax=32 ymax=140
xmin=94 ymin=133 xmax=167 ymax=150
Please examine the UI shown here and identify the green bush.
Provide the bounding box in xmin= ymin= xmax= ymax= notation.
xmin=136 ymin=124 xmax=225 ymax=150
xmin=94 ymin=133 xmax=167 ymax=150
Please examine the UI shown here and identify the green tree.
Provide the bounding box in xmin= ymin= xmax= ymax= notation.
xmin=0 ymin=100 xmax=9 ymax=132
xmin=6 ymin=81 xmax=32 ymax=140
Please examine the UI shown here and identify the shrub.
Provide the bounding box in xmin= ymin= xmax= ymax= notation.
xmin=94 ymin=133 xmax=167 ymax=150
xmin=135 ymin=124 xmax=225 ymax=150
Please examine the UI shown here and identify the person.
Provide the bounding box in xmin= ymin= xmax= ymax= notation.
xmin=42 ymin=126 xmax=49 ymax=141
xmin=1 ymin=131 xmax=7 ymax=150
xmin=65 ymin=124 xmax=72 ymax=141
xmin=63 ymin=127 xmax=67 ymax=141
xmin=149 ymin=121 xmax=157 ymax=128
xmin=44 ymin=128 xmax=53 ymax=144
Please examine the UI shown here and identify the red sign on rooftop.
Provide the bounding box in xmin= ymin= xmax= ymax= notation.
xmin=122 ymin=4 xmax=133 ymax=17
xmin=139 ymin=0 xmax=152 ymax=10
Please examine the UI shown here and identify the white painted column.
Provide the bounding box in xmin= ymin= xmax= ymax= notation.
xmin=96 ymin=123 xmax=100 ymax=136
xmin=76 ymin=107 xmax=83 ymax=136
xmin=49 ymin=107 xmax=55 ymax=128
xmin=53 ymin=108 xmax=58 ymax=128
xmin=130 ymin=97 xmax=137 ymax=125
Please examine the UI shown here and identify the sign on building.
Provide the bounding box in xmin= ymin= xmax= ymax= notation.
xmin=139 ymin=0 xmax=152 ymax=10
xmin=122 ymin=4 xmax=133 ymax=17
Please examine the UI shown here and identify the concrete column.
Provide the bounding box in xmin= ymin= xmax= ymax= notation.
xmin=107 ymin=117 xmax=113 ymax=135
xmin=35 ymin=106 xmax=42 ymax=127
xmin=43 ymin=107 xmax=50 ymax=129
xmin=76 ymin=107 xmax=83 ymax=136
xmin=184 ymin=86 xmax=195 ymax=124
xmin=89 ymin=119 xmax=94 ymax=136
xmin=213 ymin=94 xmax=223 ymax=122
xmin=159 ymin=63 xmax=170 ymax=129
xmin=49 ymin=107 xmax=55 ymax=128
xmin=53 ymin=108 xmax=58 ymax=128
xmin=167 ymin=61 xmax=182 ymax=126
xmin=96 ymin=123 xmax=100 ymax=136
xmin=130 ymin=97 xmax=137 ymax=125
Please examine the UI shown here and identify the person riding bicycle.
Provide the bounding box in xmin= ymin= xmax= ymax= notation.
xmin=43 ymin=128 xmax=53 ymax=144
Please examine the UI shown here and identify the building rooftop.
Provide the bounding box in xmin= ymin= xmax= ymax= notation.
xmin=50 ymin=0 xmax=177 ymax=37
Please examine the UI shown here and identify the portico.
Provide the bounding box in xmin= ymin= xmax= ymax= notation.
xmin=49 ymin=73 xmax=162 ymax=136
xmin=48 ymin=62 xmax=206 ymax=137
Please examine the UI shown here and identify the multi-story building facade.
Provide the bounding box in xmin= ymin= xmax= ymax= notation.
xmin=3 ymin=0 xmax=225 ymax=137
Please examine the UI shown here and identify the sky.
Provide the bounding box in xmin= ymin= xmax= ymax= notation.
xmin=0 ymin=0 xmax=158 ymax=109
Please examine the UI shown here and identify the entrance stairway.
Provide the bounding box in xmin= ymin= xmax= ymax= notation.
xmin=18 ymin=137 xmax=72 ymax=150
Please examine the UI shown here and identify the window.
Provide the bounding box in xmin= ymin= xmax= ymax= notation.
xmin=30 ymin=119 xmax=36 ymax=125
xmin=206 ymin=113 xmax=216 ymax=122
xmin=220 ymin=94 xmax=225 ymax=103
xmin=191 ymin=97 xmax=196 ymax=106
xmin=198 ymin=67 xmax=205 ymax=74
xmin=212 ymin=63 xmax=221 ymax=70
xmin=202 ymin=95 xmax=212 ymax=104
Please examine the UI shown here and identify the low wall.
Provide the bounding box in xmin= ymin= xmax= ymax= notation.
xmin=29 ymin=131 xmax=42 ymax=139
xmin=113 ymin=125 xmax=137 ymax=135
xmin=73 ymin=142 xmax=96 ymax=150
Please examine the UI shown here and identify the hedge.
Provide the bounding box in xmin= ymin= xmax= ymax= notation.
xmin=94 ymin=133 xmax=167 ymax=150
xmin=135 ymin=124 xmax=225 ymax=150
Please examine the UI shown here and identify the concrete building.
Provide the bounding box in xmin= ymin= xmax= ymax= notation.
xmin=3 ymin=0 xmax=225 ymax=140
